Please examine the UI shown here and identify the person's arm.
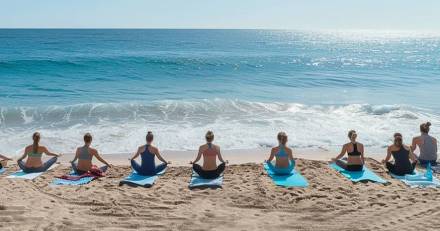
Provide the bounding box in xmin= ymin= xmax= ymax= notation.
xmin=434 ymin=138 xmax=438 ymax=154
xmin=266 ymin=148 xmax=276 ymax=163
xmin=0 ymin=154 xmax=12 ymax=161
xmin=411 ymin=137 xmax=417 ymax=152
xmin=360 ymin=144 xmax=365 ymax=164
xmin=71 ymin=148 xmax=79 ymax=163
xmin=17 ymin=148 xmax=28 ymax=162
xmin=93 ymin=150 xmax=111 ymax=167
xmin=154 ymin=148 xmax=170 ymax=164
xmin=408 ymin=146 xmax=418 ymax=163
xmin=288 ymin=148 xmax=294 ymax=162
xmin=42 ymin=147 xmax=60 ymax=157
xmin=382 ymin=146 xmax=392 ymax=164
xmin=190 ymin=146 xmax=203 ymax=164
xmin=332 ymin=144 xmax=346 ymax=161
xmin=217 ymin=146 xmax=228 ymax=164
xmin=130 ymin=147 xmax=142 ymax=161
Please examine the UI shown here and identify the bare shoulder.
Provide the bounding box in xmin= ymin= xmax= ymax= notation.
xmin=357 ymin=142 xmax=364 ymax=147
xmin=286 ymin=146 xmax=293 ymax=153
xmin=138 ymin=145 xmax=146 ymax=152
xmin=199 ymin=144 xmax=207 ymax=150
xmin=89 ymin=147 xmax=98 ymax=155
xmin=24 ymin=145 xmax=32 ymax=151
xmin=39 ymin=146 xmax=49 ymax=152
xmin=151 ymin=145 xmax=159 ymax=153
xmin=271 ymin=146 xmax=278 ymax=153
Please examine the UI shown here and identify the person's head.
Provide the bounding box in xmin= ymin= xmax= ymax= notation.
xmin=32 ymin=132 xmax=40 ymax=152
xmin=348 ymin=130 xmax=357 ymax=142
xmin=394 ymin=132 xmax=403 ymax=147
xmin=33 ymin=132 xmax=40 ymax=144
xmin=420 ymin=122 xmax=431 ymax=134
xmin=84 ymin=133 xmax=93 ymax=145
xmin=146 ymin=131 xmax=154 ymax=143
xmin=277 ymin=132 xmax=288 ymax=145
xmin=205 ymin=131 xmax=214 ymax=143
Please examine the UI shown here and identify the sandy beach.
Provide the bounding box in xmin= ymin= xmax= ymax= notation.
xmin=1 ymin=150 xmax=439 ymax=231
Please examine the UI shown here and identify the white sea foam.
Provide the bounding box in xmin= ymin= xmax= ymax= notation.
xmin=0 ymin=99 xmax=438 ymax=156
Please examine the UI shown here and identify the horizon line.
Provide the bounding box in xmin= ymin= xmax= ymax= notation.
xmin=1 ymin=27 xmax=440 ymax=32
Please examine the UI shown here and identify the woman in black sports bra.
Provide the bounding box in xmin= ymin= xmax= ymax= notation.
xmin=331 ymin=130 xmax=365 ymax=171
xmin=382 ymin=133 xmax=417 ymax=176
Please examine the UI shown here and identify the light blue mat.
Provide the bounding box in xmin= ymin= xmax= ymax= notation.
xmin=6 ymin=164 xmax=58 ymax=180
xmin=330 ymin=163 xmax=387 ymax=184
xmin=52 ymin=176 xmax=96 ymax=186
xmin=263 ymin=162 xmax=308 ymax=188
xmin=120 ymin=168 xmax=166 ymax=187
xmin=189 ymin=171 xmax=223 ymax=188
xmin=390 ymin=170 xmax=440 ymax=188
xmin=0 ymin=168 xmax=5 ymax=174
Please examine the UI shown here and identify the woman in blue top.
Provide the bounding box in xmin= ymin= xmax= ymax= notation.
xmin=265 ymin=132 xmax=295 ymax=175
xmin=130 ymin=131 xmax=170 ymax=176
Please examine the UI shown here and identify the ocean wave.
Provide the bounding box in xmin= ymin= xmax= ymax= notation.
xmin=0 ymin=99 xmax=438 ymax=155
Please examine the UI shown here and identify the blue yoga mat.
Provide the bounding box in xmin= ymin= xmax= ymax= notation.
xmin=7 ymin=164 xmax=58 ymax=180
xmin=390 ymin=170 xmax=440 ymax=188
xmin=189 ymin=171 xmax=223 ymax=188
xmin=120 ymin=168 xmax=166 ymax=187
xmin=330 ymin=163 xmax=387 ymax=184
xmin=52 ymin=176 xmax=96 ymax=186
xmin=263 ymin=162 xmax=308 ymax=188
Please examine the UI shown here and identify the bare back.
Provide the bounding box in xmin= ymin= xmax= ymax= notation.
xmin=24 ymin=145 xmax=47 ymax=167
xmin=199 ymin=143 xmax=220 ymax=170
xmin=76 ymin=146 xmax=97 ymax=172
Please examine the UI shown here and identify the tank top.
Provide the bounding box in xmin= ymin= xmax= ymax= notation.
xmin=419 ymin=134 xmax=437 ymax=161
xmin=391 ymin=146 xmax=412 ymax=172
xmin=141 ymin=144 xmax=155 ymax=169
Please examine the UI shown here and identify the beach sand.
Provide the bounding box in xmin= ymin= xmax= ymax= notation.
xmin=0 ymin=150 xmax=439 ymax=231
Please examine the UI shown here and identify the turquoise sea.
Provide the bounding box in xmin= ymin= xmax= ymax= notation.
xmin=0 ymin=29 xmax=439 ymax=154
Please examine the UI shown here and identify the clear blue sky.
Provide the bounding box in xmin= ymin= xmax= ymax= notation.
xmin=1 ymin=0 xmax=439 ymax=30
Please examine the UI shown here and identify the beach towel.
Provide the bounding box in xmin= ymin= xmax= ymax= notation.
xmin=263 ymin=162 xmax=308 ymax=187
xmin=330 ymin=162 xmax=387 ymax=184
xmin=0 ymin=168 xmax=5 ymax=174
xmin=52 ymin=167 xmax=106 ymax=186
xmin=189 ymin=171 xmax=223 ymax=188
xmin=390 ymin=170 xmax=440 ymax=188
xmin=120 ymin=168 xmax=166 ymax=187
xmin=6 ymin=164 xmax=58 ymax=180
xmin=52 ymin=175 xmax=97 ymax=186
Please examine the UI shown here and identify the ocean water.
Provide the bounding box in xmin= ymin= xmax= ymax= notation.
xmin=0 ymin=29 xmax=439 ymax=155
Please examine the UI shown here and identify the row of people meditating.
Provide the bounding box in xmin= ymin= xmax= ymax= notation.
xmin=0 ymin=122 xmax=437 ymax=178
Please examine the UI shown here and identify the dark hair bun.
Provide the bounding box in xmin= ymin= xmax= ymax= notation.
xmin=147 ymin=131 xmax=152 ymax=134
xmin=426 ymin=122 xmax=431 ymax=127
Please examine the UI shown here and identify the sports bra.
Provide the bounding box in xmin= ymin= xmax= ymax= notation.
xmin=347 ymin=143 xmax=361 ymax=156
xmin=275 ymin=145 xmax=288 ymax=158
xmin=203 ymin=143 xmax=218 ymax=157
xmin=78 ymin=146 xmax=93 ymax=160
xmin=27 ymin=151 xmax=43 ymax=158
